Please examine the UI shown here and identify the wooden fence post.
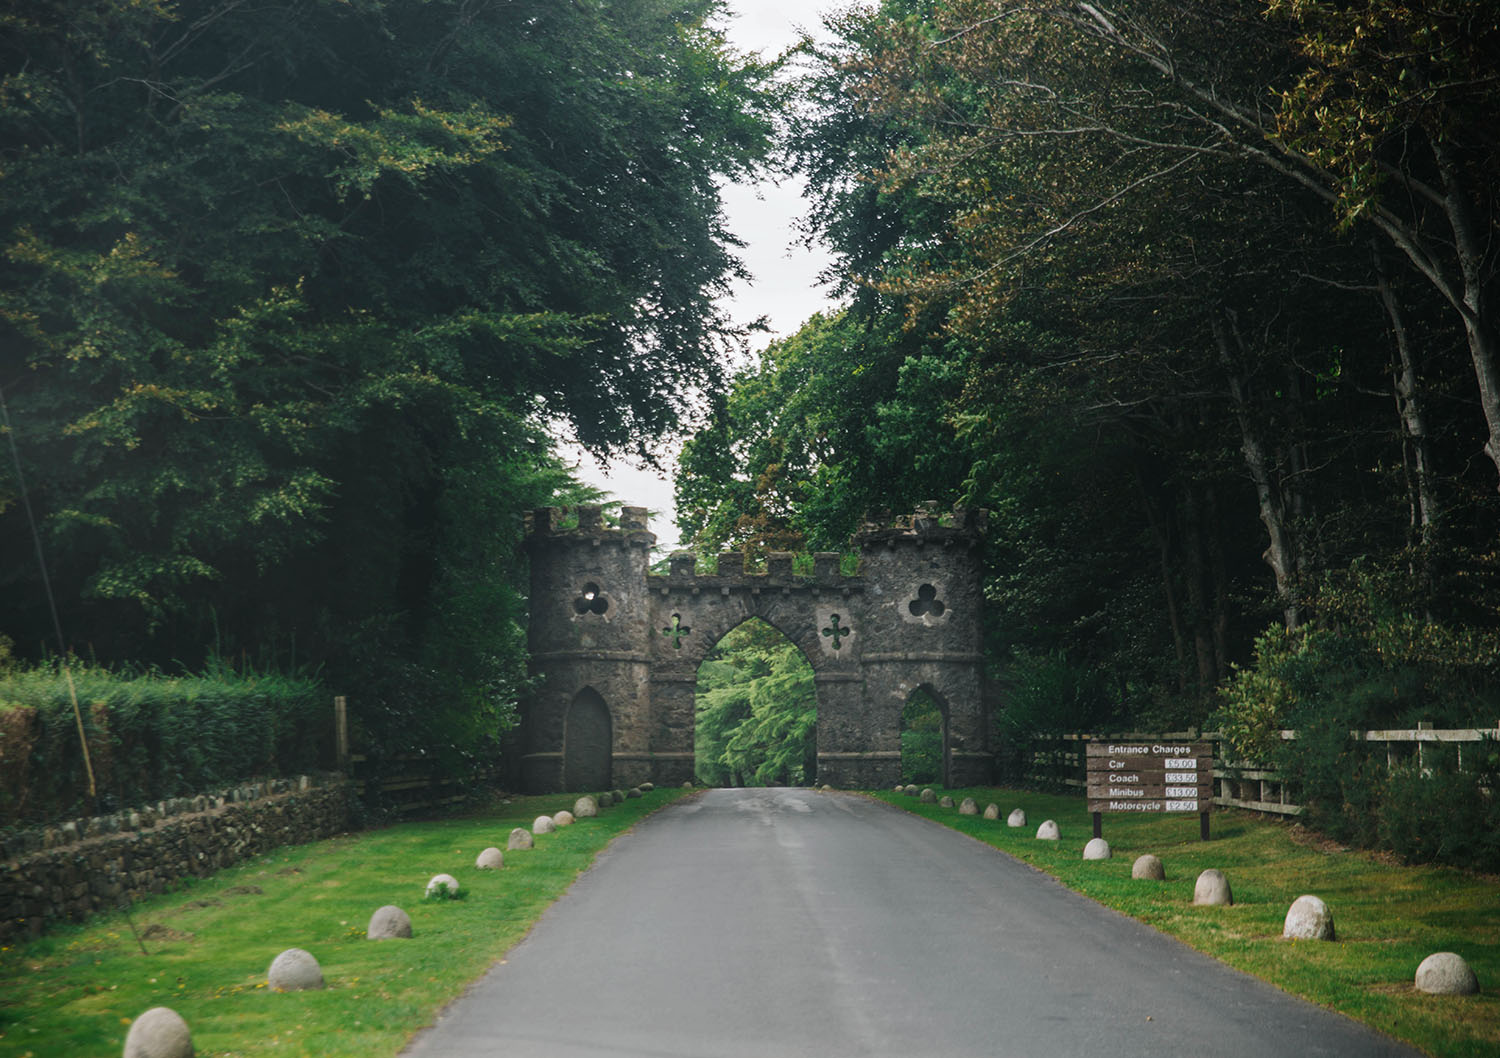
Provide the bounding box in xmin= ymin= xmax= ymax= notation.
xmin=334 ymin=695 xmax=349 ymax=773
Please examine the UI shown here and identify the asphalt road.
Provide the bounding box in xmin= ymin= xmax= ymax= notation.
xmin=401 ymin=788 xmax=1419 ymax=1058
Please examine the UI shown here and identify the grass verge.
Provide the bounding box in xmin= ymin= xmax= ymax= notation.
xmin=882 ymin=786 xmax=1499 ymax=1058
xmin=0 ymin=789 xmax=687 ymax=1058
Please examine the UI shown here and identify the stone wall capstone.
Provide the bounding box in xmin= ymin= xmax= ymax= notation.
xmin=0 ymin=775 xmax=350 ymax=944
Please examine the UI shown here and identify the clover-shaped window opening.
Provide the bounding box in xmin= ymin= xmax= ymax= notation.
xmin=573 ymin=582 xmax=609 ymax=615
xmin=909 ymin=584 xmax=946 ymax=617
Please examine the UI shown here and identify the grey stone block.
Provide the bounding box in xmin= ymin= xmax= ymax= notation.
xmin=1415 ymin=952 xmax=1479 ymax=995
xmin=1131 ymin=854 xmax=1165 ymax=881
xmin=367 ymin=904 xmax=412 ymax=939
xmin=1192 ymin=869 xmax=1233 ymax=906
xmin=1283 ymin=894 xmax=1334 ymax=940
xmin=268 ymin=948 xmax=324 ymax=991
xmin=123 ymin=1006 xmax=193 ymax=1058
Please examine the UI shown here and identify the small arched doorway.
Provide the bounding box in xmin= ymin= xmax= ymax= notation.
xmin=563 ymin=687 xmax=613 ymax=791
xmin=901 ymin=686 xmax=949 ymax=786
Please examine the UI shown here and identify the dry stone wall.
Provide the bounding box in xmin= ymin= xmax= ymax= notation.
xmin=0 ymin=774 xmax=349 ymax=943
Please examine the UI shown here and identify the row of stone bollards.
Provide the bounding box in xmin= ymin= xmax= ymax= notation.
xmin=121 ymin=785 xmax=655 ymax=1057
xmin=895 ymin=785 xmax=1481 ymax=999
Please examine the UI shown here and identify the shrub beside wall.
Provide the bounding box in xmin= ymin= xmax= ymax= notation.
xmin=0 ymin=663 xmax=329 ymax=828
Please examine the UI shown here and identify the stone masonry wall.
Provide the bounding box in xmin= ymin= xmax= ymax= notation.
xmin=522 ymin=502 xmax=990 ymax=792
xmin=0 ymin=774 xmax=350 ymax=944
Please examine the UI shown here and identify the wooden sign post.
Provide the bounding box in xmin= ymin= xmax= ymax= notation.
xmin=1085 ymin=740 xmax=1213 ymax=841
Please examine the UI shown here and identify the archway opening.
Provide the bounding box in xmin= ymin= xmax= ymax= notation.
xmin=563 ymin=687 xmax=612 ymax=791
xmin=901 ymin=686 xmax=949 ymax=786
xmin=694 ymin=618 xmax=817 ymax=787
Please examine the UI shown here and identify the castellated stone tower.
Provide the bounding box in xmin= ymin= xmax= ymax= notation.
xmin=522 ymin=505 xmax=655 ymax=793
xmin=852 ymin=503 xmax=991 ymax=788
xmin=521 ymin=502 xmax=989 ymax=793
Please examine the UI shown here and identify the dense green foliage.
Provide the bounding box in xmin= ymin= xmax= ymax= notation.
xmin=675 ymin=0 xmax=1500 ymax=739
xmin=899 ymin=688 xmax=943 ymax=784
xmin=0 ymin=657 xmax=324 ymax=826
xmin=1213 ymin=571 xmax=1500 ymax=868
xmin=694 ymin=619 xmax=817 ymax=786
xmin=0 ymin=0 xmax=774 ymax=773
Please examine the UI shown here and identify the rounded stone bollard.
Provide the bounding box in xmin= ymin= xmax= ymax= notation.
xmin=640 ymin=782 xmax=655 ymax=792
xmin=475 ymin=847 xmax=504 ymax=870
xmin=598 ymin=791 xmax=615 ymax=806
xmin=532 ymin=814 xmax=555 ymax=835
xmin=982 ymin=803 xmax=1000 ymax=820
xmin=1283 ymin=894 xmax=1335 ymax=941
xmin=123 ymin=1006 xmax=193 ymax=1058
xmin=1083 ymin=837 xmax=1111 ymax=860
xmin=367 ymin=904 xmax=413 ymax=939
xmin=904 ymin=784 xmax=918 ymax=796
xmin=1192 ymin=868 xmax=1233 ymax=906
xmin=1035 ymin=819 xmax=1060 ymax=840
xmin=507 ymin=827 xmax=533 ymax=851
xmin=627 ymin=787 xmax=643 ymax=799
xmin=893 ymin=784 xmax=904 ymax=793
xmin=268 ymin=947 xmax=325 ymax=991
xmin=1007 ymin=808 xmax=1027 ymax=828
xmin=425 ymin=873 xmax=462 ymax=899
xmin=574 ymin=796 xmax=599 ymax=818
xmin=1132 ymin=854 xmax=1166 ymax=881
xmin=958 ymin=797 xmax=979 ymax=816
xmin=552 ymin=810 xmax=575 ymax=827
xmin=611 ymin=789 xmax=625 ymax=803
xmin=919 ymin=788 xmax=937 ymax=804
xmin=1415 ymin=952 xmax=1479 ymax=995
xmin=939 ymin=795 xmax=955 ymax=808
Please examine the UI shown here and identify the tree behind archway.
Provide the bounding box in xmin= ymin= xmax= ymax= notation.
xmin=695 ymin=619 xmax=817 ymax=786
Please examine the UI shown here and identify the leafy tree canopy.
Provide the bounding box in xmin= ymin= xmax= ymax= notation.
xmin=0 ymin=0 xmax=775 ymax=763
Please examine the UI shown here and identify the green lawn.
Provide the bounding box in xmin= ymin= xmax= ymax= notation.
xmin=5 ymin=785 xmax=1494 ymax=1057
xmin=0 ymin=790 xmax=686 ymax=1058
xmin=883 ymin=786 xmax=1499 ymax=1058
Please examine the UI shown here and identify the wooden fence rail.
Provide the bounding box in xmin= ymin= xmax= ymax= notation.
xmin=333 ymin=697 xmax=497 ymax=817
xmin=1019 ymin=724 xmax=1500 ymax=817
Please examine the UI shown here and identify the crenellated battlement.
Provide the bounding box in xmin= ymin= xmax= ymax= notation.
xmin=650 ymin=550 xmax=852 ymax=588
xmin=525 ymin=504 xmax=655 ymax=547
xmin=855 ymin=502 xmax=988 ymax=549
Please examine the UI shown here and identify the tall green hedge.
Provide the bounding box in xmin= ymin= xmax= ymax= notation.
xmin=0 ymin=660 xmax=327 ymax=828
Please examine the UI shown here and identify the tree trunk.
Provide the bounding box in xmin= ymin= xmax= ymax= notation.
xmin=1433 ymin=135 xmax=1500 ymax=489
xmin=1179 ymin=485 xmax=1219 ymax=695
xmin=1213 ymin=309 xmax=1301 ymax=629
xmin=1134 ymin=463 xmax=1191 ymax=693
xmin=1374 ymin=249 xmax=1439 ymax=552
xmin=1205 ymin=484 xmax=1232 ymax=679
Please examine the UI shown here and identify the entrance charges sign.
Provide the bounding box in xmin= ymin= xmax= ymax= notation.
xmin=1086 ymin=741 xmax=1213 ymax=829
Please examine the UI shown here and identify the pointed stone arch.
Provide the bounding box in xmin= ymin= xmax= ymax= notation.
xmin=693 ymin=616 xmax=819 ymax=787
xmin=901 ymin=684 xmax=950 ymax=786
xmin=563 ymin=687 xmax=613 ymax=792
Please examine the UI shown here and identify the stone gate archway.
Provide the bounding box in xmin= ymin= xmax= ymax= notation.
xmin=521 ymin=503 xmax=990 ymax=792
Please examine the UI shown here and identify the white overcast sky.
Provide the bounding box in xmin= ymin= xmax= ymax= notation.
xmin=559 ymin=2 xmax=841 ymax=553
